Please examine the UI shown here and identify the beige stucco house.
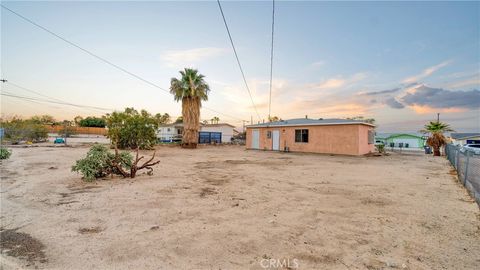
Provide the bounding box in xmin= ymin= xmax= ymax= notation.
xmin=245 ymin=118 xmax=375 ymax=155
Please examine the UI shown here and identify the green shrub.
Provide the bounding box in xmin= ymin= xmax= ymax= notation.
xmin=376 ymin=144 xmax=385 ymax=153
xmin=0 ymin=147 xmax=11 ymax=160
xmin=72 ymin=144 xmax=132 ymax=181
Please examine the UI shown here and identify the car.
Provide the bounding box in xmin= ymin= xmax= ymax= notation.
xmin=462 ymin=144 xmax=480 ymax=154
xmin=464 ymin=144 xmax=480 ymax=148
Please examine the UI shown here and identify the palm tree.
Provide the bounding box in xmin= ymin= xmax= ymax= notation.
xmin=170 ymin=68 xmax=210 ymax=148
xmin=211 ymin=116 xmax=220 ymax=124
xmin=421 ymin=121 xmax=453 ymax=156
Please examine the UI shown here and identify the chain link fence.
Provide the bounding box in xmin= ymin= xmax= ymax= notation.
xmin=445 ymin=144 xmax=480 ymax=205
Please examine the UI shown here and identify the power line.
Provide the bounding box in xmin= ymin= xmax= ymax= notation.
xmin=268 ymin=0 xmax=275 ymax=120
xmin=1 ymin=4 xmax=245 ymax=122
xmin=6 ymin=81 xmax=87 ymax=106
xmin=1 ymin=92 xmax=115 ymax=112
xmin=216 ymin=0 xmax=261 ymax=121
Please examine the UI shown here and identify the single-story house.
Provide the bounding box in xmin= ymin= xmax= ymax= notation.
xmin=245 ymin=118 xmax=375 ymax=155
xmin=199 ymin=123 xmax=236 ymax=144
xmin=157 ymin=122 xmax=236 ymax=144
xmin=375 ymin=133 xmax=426 ymax=150
xmin=449 ymin=133 xmax=480 ymax=145
xmin=157 ymin=123 xmax=183 ymax=142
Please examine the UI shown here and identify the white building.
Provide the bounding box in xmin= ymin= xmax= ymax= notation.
xmin=200 ymin=123 xmax=236 ymax=143
xmin=449 ymin=133 xmax=480 ymax=145
xmin=157 ymin=123 xmax=183 ymax=142
xmin=157 ymin=123 xmax=236 ymax=143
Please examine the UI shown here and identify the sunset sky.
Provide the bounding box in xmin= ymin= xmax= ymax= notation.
xmin=1 ymin=1 xmax=479 ymax=132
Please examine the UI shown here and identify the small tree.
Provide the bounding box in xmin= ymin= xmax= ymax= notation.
xmin=154 ymin=113 xmax=171 ymax=125
xmin=74 ymin=116 xmax=84 ymax=126
xmin=268 ymin=116 xmax=280 ymax=122
xmin=174 ymin=116 xmax=183 ymax=124
xmin=105 ymin=108 xmax=160 ymax=178
xmin=105 ymin=108 xmax=158 ymax=150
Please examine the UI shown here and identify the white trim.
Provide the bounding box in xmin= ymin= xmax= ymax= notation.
xmin=246 ymin=122 xmax=375 ymax=128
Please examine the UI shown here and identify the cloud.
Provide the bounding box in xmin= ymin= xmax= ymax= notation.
xmin=312 ymin=72 xmax=367 ymax=90
xmin=403 ymin=60 xmax=451 ymax=83
xmin=447 ymin=77 xmax=480 ymax=89
xmin=315 ymin=78 xmax=345 ymax=89
xmin=384 ymin=97 xmax=405 ymax=109
xmin=161 ymin=47 xmax=227 ymax=68
xmin=401 ymin=85 xmax=480 ymax=110
xmin=362 ymin=88 xmax=401 ymax=96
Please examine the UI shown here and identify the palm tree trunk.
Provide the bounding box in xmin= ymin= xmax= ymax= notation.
xmin=433 ymin=146 xmax=441 ymax=156
xmin=182 ymin=97 xmax=200 ymax=148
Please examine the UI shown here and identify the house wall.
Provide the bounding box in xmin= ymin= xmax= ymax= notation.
xmin=451 ymin=136 xmax=480 ymax=145
xmin=157 ymin=126 xmax=182 ymax=141
xmin=246 ymin=124 xmax=374 ymax=155
xmin=200 ymin=125 xmax=234 ymax=143
xmin=385 ymin=135 xmax=425 ymax=149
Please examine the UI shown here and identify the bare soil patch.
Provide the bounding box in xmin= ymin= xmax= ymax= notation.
xmin=0 ymin=229 xmax=47 ymax=264
xmin=1 ymin=146 xmax=479 ymax=269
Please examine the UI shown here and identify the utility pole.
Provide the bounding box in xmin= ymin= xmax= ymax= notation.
xmin=242 ymin=120 xmax=248 ymax=132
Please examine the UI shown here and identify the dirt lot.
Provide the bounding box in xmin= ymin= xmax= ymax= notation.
xmin=1 ymin=145 xmax=479 ymax=269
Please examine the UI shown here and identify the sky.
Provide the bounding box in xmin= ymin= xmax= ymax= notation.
xmin=1 ymin=0 xmax=479 ymax=132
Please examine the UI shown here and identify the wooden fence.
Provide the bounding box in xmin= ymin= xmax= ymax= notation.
xmin=45 ymin=125 xmax=107 ymax=136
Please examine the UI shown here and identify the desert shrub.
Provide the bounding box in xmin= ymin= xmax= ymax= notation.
xmin=376 ymin=144 xmax=385 ymax=153
xmin=1 ymin=118 xmax=48 ymax=143
xmin=105 ymin=108 xmax=159 ymax=149
xmin=0 ymin=147 xmax=11 ymax=160
xmin=72 ymin=144 xmax=132 ymax=181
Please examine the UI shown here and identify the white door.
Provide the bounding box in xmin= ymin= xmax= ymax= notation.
xmin=272 ymin=130 xmax=280 ymax=150
xmin=252 ymin=130 xmax=260 ymax=149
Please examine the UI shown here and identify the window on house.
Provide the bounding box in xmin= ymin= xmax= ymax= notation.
xmin=267 ymin=131 xmax=272 ymax=139
xmin=368 ymin=130 xmax=375 ymax=144
xmin=167 ymin=128 xmax=171 ymax=132
xmin=295 ymin=129 xmax=309 ymax=143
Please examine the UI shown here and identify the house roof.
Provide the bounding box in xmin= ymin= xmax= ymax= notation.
xmin=246 ymin=118 xmax=375 ymax=128
xmin=159 ymin=123 xmax=236 ymax=128
xmin=201 ymin=123 xmax=236 ymax=128
xmin=376 ymin=133 xmax=426 ymax=139
xmin=450 ymin=133 xmax=480 ymax=140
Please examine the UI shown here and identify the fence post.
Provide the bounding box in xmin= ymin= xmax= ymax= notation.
xmin=464 ymin=150 xmax=470 ymax=186
xmin=455 ymin=147 xmax=460 ymax=170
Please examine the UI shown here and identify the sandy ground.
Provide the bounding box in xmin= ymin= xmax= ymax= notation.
xmin=1 ymin=145 xmax=479 ymax=270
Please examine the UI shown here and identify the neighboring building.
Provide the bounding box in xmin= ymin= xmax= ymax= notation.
xmin=449 ymin=133 xmax=480 ymax=145
xmin=376 ymin=133 xmax=426 ymax=150
xmin=157 ymin=122 xmax=236 ymax=144
xmin=245 ymin=118 xmax=375 ymax=155
xmin=200 ymin=123 xmax=236 ymax=143
xmin=157 ymin=123 xmax=183 ymax=142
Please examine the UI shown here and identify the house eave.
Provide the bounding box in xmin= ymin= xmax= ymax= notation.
xmin=246 ymin=122 xmax=375 ymax=128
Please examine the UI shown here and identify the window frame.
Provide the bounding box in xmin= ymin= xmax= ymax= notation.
xmin=294 ymin=129 xmax=309 ymax=143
